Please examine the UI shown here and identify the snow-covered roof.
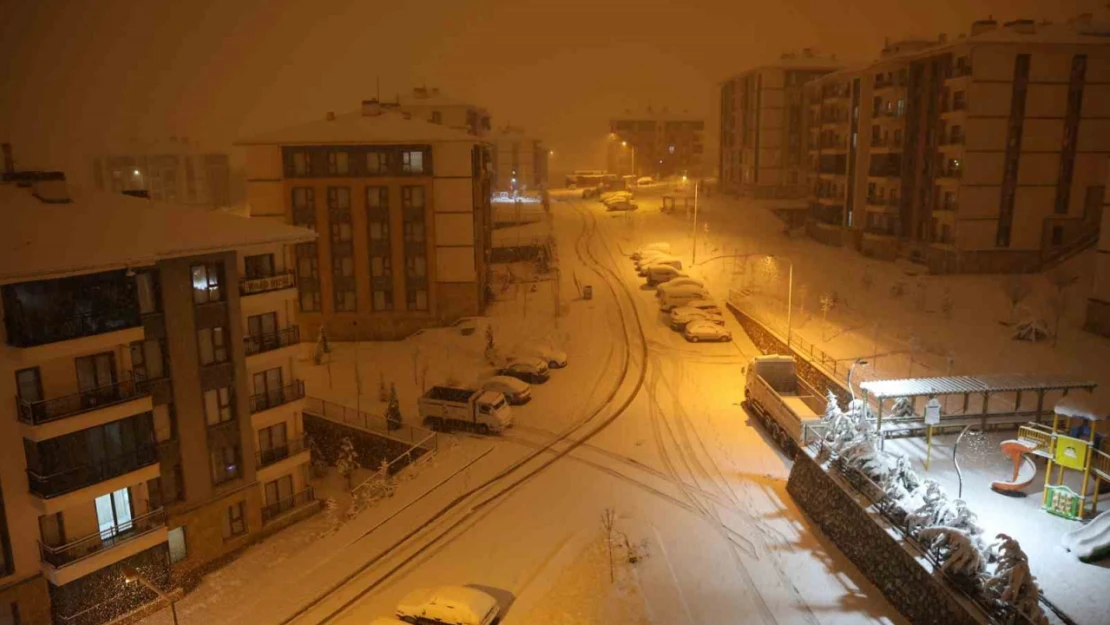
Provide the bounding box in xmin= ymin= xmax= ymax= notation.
xmin=860 ymin=374 xmax=1097 ymax=399
xmin=236 ymin=109 xmax=480 ymax=146
xmin=0 ymin=183 xmax=317 ymax=285
xmin=397 ymin=88 xmax=486 ymax=111
xmin=1054 ymin=394 xmax=1109 ymax=422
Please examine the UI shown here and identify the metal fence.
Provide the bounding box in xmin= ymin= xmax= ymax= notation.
xmin=303 ymin=396 xmax=437 ymax=449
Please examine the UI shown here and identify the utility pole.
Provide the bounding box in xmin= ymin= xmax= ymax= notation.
xmin=692 ymin=181 xmax=699 ymax=266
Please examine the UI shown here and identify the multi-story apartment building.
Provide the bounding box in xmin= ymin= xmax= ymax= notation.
xmin=805 ymin=16 xmax=1110 ymax=273
xmin=0 ymin=167 xmax=316 ymax=624
xmin=719 ymin=51 xmax=842 ymax=198
xmin=238 ymin=100 xmax=494 ymax=342
xmin=90 ymin=138 xmax=233 ymax=209
xmin=395 ymin=87 xmax=492 ymax=137
xmin=608 ymin=108 xmax=705 ymax=179
xmin=491 ymin=126 xmax=548 ymax=192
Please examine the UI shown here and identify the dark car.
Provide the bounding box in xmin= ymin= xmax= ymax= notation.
xmin=497 ymin=357 xmax=550 ymax=384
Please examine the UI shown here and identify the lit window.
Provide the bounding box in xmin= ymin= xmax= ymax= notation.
xmin=197 ymin=326 xmax=228 ymax=366
xmin=402 ymin=150 xmax=425 ymax=174
xmin=204 ymin=386 xmax=234 ymax=425
xmin=191 ymin=263 xmax=223 ymax=304
xmin=328 ymin=151 xmax=349 ymax=175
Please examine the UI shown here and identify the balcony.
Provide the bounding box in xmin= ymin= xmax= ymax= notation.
xmin=18 ymin=375 xmax=150 ymax=426
xmin=5 ymin=310 xmax=141 ymax=350
xmin=28 ymin=445 xmax=159 ymax=499
xmin=249 ymin=380 xmax=305 ymax=415
xmin=239 ymin=271 xmax=296 ymax=297
xmin=257 ymin=437 xmax=307 ymax=469
xmin=262 ymin=487 xmax=315 ymax=524
xmin=40 ymin=506 xmax=165 ymax=569
xmin=244 ymin=326 xmax=301 ymax=357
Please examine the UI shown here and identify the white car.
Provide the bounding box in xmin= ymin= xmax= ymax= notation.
xmin=656 ymin=277 xmax=705 ymax=296
xmin=644 ymin=265 xmax=687 ymax=285
xmin=636 ymin=176 xmax=654 ymax=185
xmin=659 ymin=287 xmax=710 ymax=310
xmin=637 ymin=256 xmax=682 ymax=275
xmin=606 ymin=200 xmax=638 ymax=212
xmin=634 ymin=249 xmax=673 ymax=268
xmin=632 ymin=242 xmax=670 ymax=260
xmin=396 ymin=586 xmax=501 ymax=625
xmin=600 ymin=191 xmax=632 ymax=204
xmin=481 ymin=376 xmax=532 ymax=405
xmin=670 ymin=301 xmax=725 ymax=329
xmin=520 ymin=344 xmax=568 ymax=368
xmin=684 ymin=319 xmax=732 ymax=343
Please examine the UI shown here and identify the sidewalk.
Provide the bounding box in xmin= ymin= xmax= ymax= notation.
xmin=138 ymin=436 xmax=496 ymax=625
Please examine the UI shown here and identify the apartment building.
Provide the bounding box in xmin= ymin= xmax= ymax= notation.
xmin=1086 ymin=158 xmax=1110 ymax=336
xmin=491 ymin=126 xmax=548 ymax=192
xmin=804 ymin=16 xmax=1110 ymax=273
xmin=719 ymin=51 xmax=842 ymax=198
xmin=395 ymin=87 xmax=492 ymax=137
xmin=238 ymin=100 xmax=494 ymax=342
xmin=0 ymin=169 xmax=316 ymax=624
xmin=608 ymin=108 xmax=706 ymax=179
xmin=90 ymin=138 xmax=233 ymax=210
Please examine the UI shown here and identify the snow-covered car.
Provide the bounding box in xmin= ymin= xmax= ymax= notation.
xmin=683 ymin=319 xmax=732 ymax=343
xmin=520 ymin=344 xmax=568 ymax=368
xmin=636 ymin=176 xmax=654 ymax=185
xmin=633 ymin=249 xmax=672 ymax=269
xmin=656 ymin=277 xmax=704 ymax=296
xmin=370 ymin=619 xmax=410 ymax=625
xmin=632 ymin=242 xmax=670 ymax=260
xmin=659 ymin=286 xmax=710 ymax=310
xmin=643 ymin=265 xmax=686 ymax=286
xmin=636 ymin=256 xmax=682 ymax=275
xmin=498 ymin=357 xmax=550 ymax=384
xmin=600 ymin=190 xmax=632 ymax=203
xmin=670 ymin=300 xmax=725 ymax=329
xmin=606 ymin=200 xmax=638 ymax=212
xmin=396 ymin=585 xmax=501 ymax=625
xmin=481 ymin=375 xmax=532 ymax=405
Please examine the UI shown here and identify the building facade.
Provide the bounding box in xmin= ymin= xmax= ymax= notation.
xmin=491 ymin=126 xmax=548 ymax=192
xmin=608 ymin=108 xmax=705 ymax=179
xmin=0 ymin=169 xmax=316 ymax=624
xmin=238 ymin=101 xmax=494 ymax=342
xmin=395 ymin=87 xmax=492 ymax=137
xmin=90 ymin=139 xmax=233 ymax=210
xmin=719 ymin=52 xmax=842 ymax=198
xmin=804 ymin=17 xmax=1110 ymax=274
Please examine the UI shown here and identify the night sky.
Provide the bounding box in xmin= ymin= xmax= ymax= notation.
xmin=0 ymin=0 xmax=1092 ymax=186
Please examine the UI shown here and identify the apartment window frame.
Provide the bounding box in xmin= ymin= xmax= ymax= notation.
xmin=291 ymin=187 xmax=317 ymax=230
xmin=203 ymin=386 xmax=234 ymax=426
xmin=223 ymin=501 xmax=247 ymax=539
xmin=327 ymin=150 xmax=350 ymax=176
xmin=210 ymin=443 xmax=241 ymax=485
xmin=135 ymin=271 xmax=161 ymax=315
xmin=197 ymin=326 xmax=229 ymax=366
xmin=401 ymin=150 xmax=426 ymax=175
xmin=191 ymin=262 xmax=224 ymax=305
xmin=366 ymin=151 xmax=388 ymax=175
xmin=290 ymin=150 xmax=311 ymax=177
xmin=244 ymin=254 xmax=275 ymax=280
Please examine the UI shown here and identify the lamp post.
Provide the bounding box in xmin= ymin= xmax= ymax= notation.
xmin=122 ymin=566 xmax=178 ymax=625
xmin=621 ymin=141 xmax=635 ymax=177
xmin=848 ymin=358 xmax=869 ymax=403
xmin=766 ymin=256 xmax=795 ymax=346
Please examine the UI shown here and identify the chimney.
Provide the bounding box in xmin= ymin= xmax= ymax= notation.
xmin=2 ymin=143 xmax=13 ymax=175
xmin=326 ymin=111 xmax=336 ymax=121
xmin=971 ymin=19 xmax=998 ymax=35
xmin=1004 ymin=19 xmax=1036 ymax=34
xmin=361 ymin=99 xmax=382 ymax=116
xmin=32 ymin=177 xmax=71 ymax=204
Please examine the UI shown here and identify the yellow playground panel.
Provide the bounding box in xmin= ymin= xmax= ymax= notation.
xmin=1018 ymin=395 xmax=1110 ymax=521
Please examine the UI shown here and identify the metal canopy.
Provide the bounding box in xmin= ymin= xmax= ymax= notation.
xmin=859 ymin=374 xmax=1097 ymax=399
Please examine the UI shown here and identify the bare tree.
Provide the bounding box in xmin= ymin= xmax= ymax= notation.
xmin=1001 ymin=275 xmax=1032 ymax=325
xmin=601 ymin=508 xmax=617 ymax=583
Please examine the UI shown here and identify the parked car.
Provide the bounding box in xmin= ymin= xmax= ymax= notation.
xmin=396 ymin=586 xmax=501 ymax=625
xmin=520 ymin=344 xmax=568 ymax=368
xmin=600 ymin=190 xmax=632 ymax=204
xmin=684 ymin=319 xmax=732 ymax=343
xmin=644 ymin=265 xmax=687 ymax=286
xmin=659 ymin=286 xmax=710 ymax=310
xmin=481 ymin=376 xmax=532 ymax=405
xmin=632 ymin=242 xmax=670 ymax=260
xmin=634 ymin=249 xmax=672 ymax=269
xmin=636 ymin=256 xmax=681 ymax=275
xmin=606 ymin=200 xmax=638 ymax=212
xmin=636 ymin=176 xmax=654 ymax=185
xmin=581 ymin=187 xmax=600 ymax=199
xmin=656 ymin=277 xmax=704 ymax=296
xmin=498 ymin=357 xmax=550 ymax=384
xmin=670 ymin=300 xmax=725 ymax=330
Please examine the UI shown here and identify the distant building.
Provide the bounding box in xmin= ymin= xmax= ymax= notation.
xmin=395 ymin=87 xmax=492 ymax=137
xmin=1086 ymin=157 xmax=1110 ymax=336
xmin=237 ymin=100 xmax=494 ymax=341
xmin=608 ymin=108 xmax=705 ymax=179
xmin=0 ymin=161 xmax=316 ymax=624
xmin=718 ymin=50 xmax=842 ymax=198
xmin=90 ymin=138 xmax=233 ymax=209
xmin=491 ymin=126 xmax=548 ymax=192
xmin=803 ymin=16 xmax=1110 ymax=274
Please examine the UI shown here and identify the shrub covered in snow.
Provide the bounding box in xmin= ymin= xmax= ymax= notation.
xmin=336 ymin=436 xmax=359 ymax=489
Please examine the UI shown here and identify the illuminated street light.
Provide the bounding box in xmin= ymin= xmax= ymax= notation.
xmin=766 ymin=255 xmax=795 ymax=346
xmin=122 ymin=566 xmax=179 ymax=624
xmin=848 ymin=359 xmax=869 ymax=402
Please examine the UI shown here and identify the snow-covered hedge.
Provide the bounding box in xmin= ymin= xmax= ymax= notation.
xmin=818 ymin=392 xmax=1048 ymax=625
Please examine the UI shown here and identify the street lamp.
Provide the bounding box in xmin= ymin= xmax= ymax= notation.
xmin=621 ymin=141 xmax=635 ymax=176
xmin=848 ymin=358 xmax=869 ymax=403
xmin=122 ymin=566 xmax=179 ymax=625
xmin=766 ymin=256 xmax=795 ymax=347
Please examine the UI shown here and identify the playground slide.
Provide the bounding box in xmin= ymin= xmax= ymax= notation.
xmin=991 ymin=439 xmax=1038 ymax=493
xmin=1062 ymin=510 xmax=1110 ymax=563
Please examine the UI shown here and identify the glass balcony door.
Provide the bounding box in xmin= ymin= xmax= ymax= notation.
xmin=95 ymin=487 xmax=133 ymax=539
xmin=75 ymin=352 xmax=118 ymax=409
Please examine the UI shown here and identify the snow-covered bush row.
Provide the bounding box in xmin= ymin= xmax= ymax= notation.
xmin=818 ymin=393 xmax=1048 ymax=625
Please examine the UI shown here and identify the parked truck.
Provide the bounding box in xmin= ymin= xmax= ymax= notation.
xmin=418 ymin=386 xmax=513 ymax=434
xmin=744 ymin=355 xmax=825 ymax=455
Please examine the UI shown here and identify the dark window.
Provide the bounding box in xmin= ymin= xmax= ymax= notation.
xmin=191 ymin=263 xmax=224 ymax=305
xmin=197 ymin=326 xmax=228 ymax=366
xmin=952 ymin=91 xmax=966 ymax=110
xmin=211 ymin=443 xmax=241 ymax=484
xmin=329 ymin=187 xmax=356 ymax=312
xmin=15 ymin=368 xmax=42 ymax=403
xmin=366 ymin=151 xmax=388 ymax=175
xmin=327 ymin=150 xmax=349 ymax=176
xmin=291 ymin=151 xmax=311 ymax=176
xmin=295 ymin=243 xmax=321 ymax=312
xmin=224 ymin=501 xmax=247 ymax=538
xmin=998 ymin=54 xmax=1031 ymax=247
xmin=1051 ymin=225 xmax=1064 ymax=246
xmin=130 ymin=339 xmax=165 ymax=380
xmin=367 ymin=186 xmax=393 ymax=312
xmin=244 ymin=254 xmax=274 ymax=280
xmin=292 ymin=187 xmax=316 ymax=230
xmin=402 ymin=186 xmax=425 ymax=210
xmin=1055 ymin=54 xmax=1087 ymax=215
xmin=204 ymin=386 xmax=234 ymax=425
xmin=135 ymin=271 xmax=160 ymax=315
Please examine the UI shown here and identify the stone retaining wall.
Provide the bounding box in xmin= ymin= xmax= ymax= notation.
xmin=303 ymin=412 xmax=430 ymax=475
xmin=787 ymin=452 xmax=986 ymax=625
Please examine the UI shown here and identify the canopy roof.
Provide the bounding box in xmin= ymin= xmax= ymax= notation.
xmin=859 ymin=374 xmax=1097 ymax=399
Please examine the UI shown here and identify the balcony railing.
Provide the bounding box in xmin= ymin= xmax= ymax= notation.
xmin=240 ymin=271 xmax=296 ymax=297
xmin=244 ymin=325 xmax=301 ymax=357
xmin=28 ymin=445 xmax=158 ymax=499
xmin=39 ymin=506 xmax=165 ymax=568
xmin=262 ymin=487 xmax=315 ymax=524
xmin=17 ymin=374 xmax=149 ymax=426
xmin=256 ymin=437 xmax=307 ymax=469
xmin=249 ymin=380 xmax=306 ymax=414
xmin=5 ymin=309 xmax=141 ymax=349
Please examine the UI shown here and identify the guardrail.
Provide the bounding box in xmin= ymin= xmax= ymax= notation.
xmin=27 ymin=445 xmax=159 ymax=498
xmin=303 ymin=396 xmax=437 ymax=448
xmin=244 ymin=325 xmax=300 ymax=356
xmin=256 ymin=437 xmax=307 ymax=469
xmin=1093 ymin=448 xmax=1110 ymax=483
xmin=249 ymin=380 xmax=305 ymax=414
xmin=351 ymin=436 xmax=438 ymax=499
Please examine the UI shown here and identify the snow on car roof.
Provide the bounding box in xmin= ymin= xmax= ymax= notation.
xmin=1054 ymin=394 xmax=1109 ymax=422
xmin=486 ymin=375 xmax=528 ymax=390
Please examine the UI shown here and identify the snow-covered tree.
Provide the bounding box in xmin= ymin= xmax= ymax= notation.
xmin=889 ymin=397 xmax=915 ymax=418
xmin=306 ymin=434 xmax=329 ymax=477
xmin=985 ymin=534 xmax=1048 ymax=625
xmin=918 ymin=526 xmax=986 ymax=578
xmin=386 ymin=383 xmax=402 ymax=430
xmin=336 ymin=437 xmax=359 ymax=489
xmin=1001 ymin=275 xmax=1031 ymax=325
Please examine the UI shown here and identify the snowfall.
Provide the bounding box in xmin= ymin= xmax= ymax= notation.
xmin=137 ymin=184 xmax=1110 ymax=625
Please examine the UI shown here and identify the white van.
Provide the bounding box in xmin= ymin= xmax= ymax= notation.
xmin=660 ymin=287 xmax=710 ymax=311
xmin=644 ymin=265 xmax=686 ymax=285
xmin=397 ymin=586 xmax=500 ymax=625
